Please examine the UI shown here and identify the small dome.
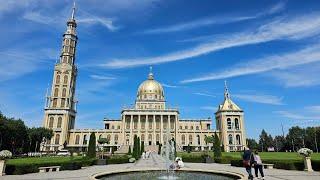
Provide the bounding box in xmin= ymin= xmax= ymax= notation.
xmin=137 ymin=71 xmax=164 ymax=101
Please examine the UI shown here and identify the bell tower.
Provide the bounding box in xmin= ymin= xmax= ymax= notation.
xmin=215 ymin=81 xmax=246 ymax=152
xmin=42 ymin=2 xmax=78 ymax=151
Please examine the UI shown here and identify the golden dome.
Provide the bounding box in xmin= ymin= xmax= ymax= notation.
xmin=137 ymin=71 xmax=164 ymax=101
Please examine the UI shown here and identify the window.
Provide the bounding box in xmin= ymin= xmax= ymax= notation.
xmin=181 ymin=135 xmax=185 ymax=145
xmin=57 ymin=117 xmax=62 ymax=128
xmin=141 ymin=134 xmax=145 ymax=142
xmin=118 ymin=126 xmax=120 ymax=129
xmin=54 ymin=88 xmax=59 ymax=97
xmin=197 ymin=135 xmax=200 ymax=145
xmin=115 ymin=135 xmax=118 ymax=144
xmin=185 ymin=126 xmax=188 ymax=130
xmin=141 ymin=117 xmax=145 ymax=129
xmin=75 ymin=135 xmax=80 ymax=144
xmin=62 ymin=88 xmax=67 ymax=97
xmin=63 ymin=75 xmax=68 ymax=84
xmin=149 ymin=118 xmax=153 ymax=129
xmin=107 ymin=135 xmax=111 ymax=142
xmin=53 ymin=98 xmax=57 ymax=107
xmin=228 ymin=134 xmax=233 ymax=145
xmin=133 ymin=117 xmax=138 ymax=129
xmin=191 ymin=126 xmax=193 ymax=130
xmin=49 ymin=117 xmax=54 ymax=128
xmin=61 ymin=98 xmax=65 ymax=107
xmin=83 ymin=135 xmax=88 ymax=145
xmin=156 ymin=117 xmax=160 ymax=129
xmin=126 ymin=117 xmax=130 ymax=129
xmin=111 ymin=125 xmax=114 ymax=129
xmin=179 ymin=126 xmax=182 ymax=129
xmin=196 ymin=126 xmax=199 ymax=130
xmin=236 ymin=135 xmax=241 ymax=145
xmin=227 ymin=118 xmax=232 ymax=129
xmin=235 ymin=118 xmax=240 ymax=130
xmin=56 ymin=75 xmax=60 ymax=84
xmin=55 ymin=134 xmax=60 ymax=145
xmin=189 ymin=135 xmax=193 ymax=145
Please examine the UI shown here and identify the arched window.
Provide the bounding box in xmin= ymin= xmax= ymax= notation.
xmin=141 ymin=134 xmax=145 ymax=142
xmin=49 ymin=117 xmax=54 ymax=128
xmin=63 ymin=75 xmax=68 ymax=84
xmin=56 ymin=75 xmax=60 ymax=84
xmin=62 ymin=88 xmax=67 ymax=97
xmin=114 ymin=135 xmax=118 ymax=141
xmin=55 ymin=134 xmax=60 ymax=145
xmin=54 ymin=88 xmax=59 ymax=97
xmin=191 ymin=126 xmax=193 ymax=130
xmin=141 ymin=117 xmax=145 ymax=129
xmin=148 ymin=134 xmax=152 ymax=141
xmin=126 ymin=117 xmax=130 ymax=129
xmin=196 ymin=126 xmax=199 ymax=130
xmin=83 ymin=135 xmax=88 ymax=145
xmin=61 ymin=98 xmax=65 ymax=107
xmin=228 ymin=134 xmax=233 ymax=145
xmin=156 ymin=117 xmax=160 ymax=129
xmin=53 ymin=98 xmax=57 ymax=107
xmin=57 ymin=117 xmax=62 ymax=128
xmin=118 ymin=125 xmax=120 ymax=129
xmin=236 ymin=135 xmax=241 ymax=145
xmin=156 ymin=134 xmax=160 ymax=144
xmin=133 ymin=117 xmax=138 ymax=129
xmin=107 ymin=134 xmax=111 ymax=142
xmin=227 ymin=118 xmax=232 ymax=129
xmin=189 ymin=135 xmax=193 ymax=145
xmin=235 ymin=118 xmax=240 ymax=130
xmin=181 ymin=135 xmax=185 ymax=145
xmin=75 ymin=135 xmax=80 ymax=144
xmin=185 ymin=126 xmax=188 ymax=130
xmin=111 ymin=125 xmax=114 ymax=129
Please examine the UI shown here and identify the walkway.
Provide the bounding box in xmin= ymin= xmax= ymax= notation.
xmin=2 ymin=153 xmax=320 ymax=180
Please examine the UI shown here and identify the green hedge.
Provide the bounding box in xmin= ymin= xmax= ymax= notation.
xmin=5 ymin=158 xmax=96 ymax=175
xmin=180 ymin=154 xmax=205 ymax=163
xmin=106 ymin=155 xmax=129 ymax=164
xmin=230 ymin=159 xmax=320 ymax=171
xmin=214 ymin=156 xmax=233 ymax=164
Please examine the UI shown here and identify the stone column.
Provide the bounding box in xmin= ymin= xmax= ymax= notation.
xmin=138 ymin=114 xmax=141 ymax=138
xmin=304 ymin=157 xmax=313 ymax=172
xmin=160 ymin=115 xmax=163 ymax=144
xmin=130 ymin=115 xmax=133 ymax=145
xmin=0 ymin=160 xmax=5 ymax=176
xmin=153 ymin=115 xmax=156 ymax=145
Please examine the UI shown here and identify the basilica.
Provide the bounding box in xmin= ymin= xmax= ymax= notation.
xmin=42 ymin=4 xmax=246 ymax=153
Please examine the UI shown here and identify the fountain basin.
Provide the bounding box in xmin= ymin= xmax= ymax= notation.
xmin=92 ymin=169 xmax=245 ymax=180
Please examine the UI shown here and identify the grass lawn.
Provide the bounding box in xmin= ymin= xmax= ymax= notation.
xmin=177 ymin=151 xmax=320 ymax=161
xmin=6 ymin=156 xmax=83 ymax=165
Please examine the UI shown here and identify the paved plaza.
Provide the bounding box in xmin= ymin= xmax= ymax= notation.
xmin=2 ymin=153 xmax=320 ymax=180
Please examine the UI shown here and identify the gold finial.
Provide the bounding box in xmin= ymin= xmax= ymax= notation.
xmin=148 ymin=66 xmax=154 ymax=80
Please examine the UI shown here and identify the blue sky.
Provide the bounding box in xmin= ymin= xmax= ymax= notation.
xmin=0 ymin=0 xmax=320 ymax=140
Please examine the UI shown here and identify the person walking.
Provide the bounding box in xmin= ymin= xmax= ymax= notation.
xmin=242 ymin=147 xmax=254 ymax=180
xmin=253 ymin=151 xmax=265 ymax=179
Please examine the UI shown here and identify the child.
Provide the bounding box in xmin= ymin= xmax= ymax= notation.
xmin=253 ymin=151 xmax=264 ymax=179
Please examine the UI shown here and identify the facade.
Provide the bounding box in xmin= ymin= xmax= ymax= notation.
xmin=42 ymin=5 xmax=246 ymax=153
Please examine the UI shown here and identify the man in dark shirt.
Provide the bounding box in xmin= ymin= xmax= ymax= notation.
xmin=242 ymin=147 xmax=253 ymax=180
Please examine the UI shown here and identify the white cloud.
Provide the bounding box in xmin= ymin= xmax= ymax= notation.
xmin=181 ymin=44 xmax=320 ymax=83
xmin=90 ymin=74 xmax=116 ymax=80
xmin=77 ymin=17 xmax=118 ymax=31
xmin=234 ymin=94 xmax=284 ymax=105
xmin=193 ymin=92 xmax=216 ymax=98
xmin=102 ymin=13 xmax=320 ymax=69
xmin=275 ymin=110 xmax=320 ymax=121
xmin=142 ymin=2 xmax=285 ymax=34
xmin=0 ymin=49 xmax=56 ymax=82
xmin=162 ymin=83 xmax=179 ymax=88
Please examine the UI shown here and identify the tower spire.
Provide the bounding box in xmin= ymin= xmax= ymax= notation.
xmin=71 ymin=1 xmax=76 ymax=20
xmin=224 ymin=80 xmax=230 ymax=99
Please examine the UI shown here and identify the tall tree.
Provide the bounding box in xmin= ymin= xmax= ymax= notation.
xmin=259 ymin=129 xmax=273 ymax=151
xmin=213 ymin=132 xmax=222 ymax=158
xmin=286 ymin=126 xmax=304 ymax=151
xmin=87 ymin=132 xmax=96 ymax=158
xmin=247 ymin=138 xmax=259 ymax=150
xmin=28 ymin=127 xmax=53 ymax=152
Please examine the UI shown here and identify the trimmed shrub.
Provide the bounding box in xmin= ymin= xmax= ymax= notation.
xmin=180 ymin=154 xmax=204 ymax=163
xmin=107 ymin=155 xmax=129 ymax=164
xmin=5 ymin=158 xmax=96 ymax=175
xmin=230 ymin=159 xmax=243 ymax=167
xmin=312 ymin=160 xmax=320 ymax=171
xmin=263 ymin=159 xmax=304 ymax=171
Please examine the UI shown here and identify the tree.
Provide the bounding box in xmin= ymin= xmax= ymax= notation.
xmin=28 ymin=127 xmax=53 ymax=152
xmin=87 ymin=132 xmax=96 ymax=158
xmin=158 ymin=143 xmax=162 ymax=155
xmin=141 ymin=142 xmax=144 ymax=155
xmin=128 ymin=146 xmax=132 ymax=155
xmin=247 ymin=138 xmax=259 ymax=150
xmin=286 ymin=126 xmax=305 ymax=151
xmin=97 ymin=138 xmax=108 ymax=159
xmin=187 ymin=144 xmax=191 ymax=153
xmin=273 ymin=136 xmax=286 ymax=152
xmin=172 ymin=138 xmax=177 ymax=157
xmin=137 ymin=137 xmax=141 ymax=158
xmin=213 ymin=132 xmax=222 ymax=158
xmin=133 ymin=135 xmax=138 ymax=159
xmin=259 ymin=129 xmax=273 ymax=151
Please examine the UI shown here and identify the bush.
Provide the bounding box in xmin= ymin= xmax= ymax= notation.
xmin=214 ymin=156 xmax=233 ymax=164
xmin=5 ymin=158 xmax=96 ymax=175
xmin=264 ymin=159 xmax=304 ymax=171
xmin=312 ymin=160 xmax=320 ymax=171
xmin=107 ymin=155 xmax=129 ymax=164
xmin=87 ymin=132 xmax=96 ymax=158
xmin=180 ymin=154 xmax=204 ymax=163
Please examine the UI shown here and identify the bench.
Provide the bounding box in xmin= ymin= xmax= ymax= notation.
xmin=38 ymin=166 xmax=61 ymax=173
xmin=263 ymin=163 xmax=274 ymax=169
